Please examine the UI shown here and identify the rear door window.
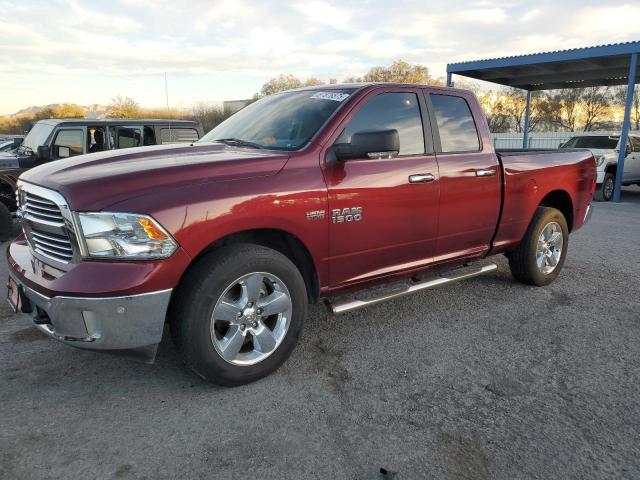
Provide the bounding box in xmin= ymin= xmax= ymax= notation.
xmin=430 ymin=94 xmax=480 ymax=153
xmin=53 ymin=129 xmax=84 ymax=158
xmin=160 ymin=128 xmax=200 ymax=144
xmin=336 ymin=92 xmax=425 ymax=156
xmin=111 ymin=127 xmax=142 ymax=149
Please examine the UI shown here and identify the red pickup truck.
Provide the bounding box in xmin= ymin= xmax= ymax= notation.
xmin=7 ymin=84 xmax=595 ymax=385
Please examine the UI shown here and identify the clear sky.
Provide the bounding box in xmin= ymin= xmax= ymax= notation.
xmin=1 ymin=0 xmax=639 ymax=115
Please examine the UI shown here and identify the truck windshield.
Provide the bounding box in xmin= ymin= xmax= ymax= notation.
xmin=562 ymin=136 xmax=618 ymax=149
xmin=21 ymin=122 xmax=55 ymax=153
xmin=200 ymin=89 xmax=356 ymax=150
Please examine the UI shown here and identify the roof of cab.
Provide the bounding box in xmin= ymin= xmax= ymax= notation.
xmin=36 ymin=119 xmax=200 ymax=126
xmin=286 ymin=82 xmax=465 ymax=94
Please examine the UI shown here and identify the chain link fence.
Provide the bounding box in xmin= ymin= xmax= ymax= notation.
xmin=490 ymin=130 xmax=640 ymax=149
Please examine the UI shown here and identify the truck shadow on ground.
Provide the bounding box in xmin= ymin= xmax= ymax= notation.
xmin=1 ymin=258 xmax=534 ymax=395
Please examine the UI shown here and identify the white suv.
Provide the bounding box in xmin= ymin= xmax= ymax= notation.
xmin=561 ymin=134 xmax=640 ymax=201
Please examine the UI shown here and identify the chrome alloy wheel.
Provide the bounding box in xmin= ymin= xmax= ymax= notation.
xmin=603 ymin=176 xmax=614 ymax=200
xmin=210 ymin=272 xmax=293 ymax=366
xmin=536 ymin=221 xmax=563 ymax=274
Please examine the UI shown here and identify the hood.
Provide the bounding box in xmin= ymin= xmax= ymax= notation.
xmin=20 ymin=143 xmax=289 ymax=210
xmin=583 ymin=148 xmax=617 ymax=156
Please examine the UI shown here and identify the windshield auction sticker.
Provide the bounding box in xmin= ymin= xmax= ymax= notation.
xmin=310 ymin=92 xmax=350 ymax=102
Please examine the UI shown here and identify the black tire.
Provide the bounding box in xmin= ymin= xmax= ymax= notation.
xmin=508 ymin=207 xmax=569 ymax=287
xmin=0 ymin=202 xmax=13 ymax=242
xmin=170 ymin=243 xmax=307 ymax=386
xmin=594 ymin=173 xmax=615 ymax=201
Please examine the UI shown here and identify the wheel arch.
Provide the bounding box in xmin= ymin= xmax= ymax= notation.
xmin=0 ymin=174 xmax=17 ymax=210
xmin=604 ymin=162 xmax=618 ymax=175
xmin=538 ymin=189 xmax=574 ymax=231
xmin=179 ymin=228 xmax=320 ymax=304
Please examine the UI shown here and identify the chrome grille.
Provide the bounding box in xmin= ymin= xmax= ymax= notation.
xmin=23 ymin=191 xmax=65 ymax=226
xmin=18 ymin=181 xmax=78 ymax=265
xmin=30 ymin=229 xmax=74 ymax=263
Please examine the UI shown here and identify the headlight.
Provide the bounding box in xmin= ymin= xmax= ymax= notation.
xmin=594 ymin=155 xmax=606 ymax=167
xmin=77 ymin=212 xmax=177 ymax=259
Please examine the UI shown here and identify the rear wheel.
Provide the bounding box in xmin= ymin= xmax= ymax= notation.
xmin=594 ymin=173 xmax=615 ymax=201
xmin=170 ymin=244 xmax=307 ymax=386
xmin=508 ymin=207 xmax=568 ymax=286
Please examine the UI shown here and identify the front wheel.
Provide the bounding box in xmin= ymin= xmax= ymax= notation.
xmin=508 ymin=207 xmax=569 ymax=286
xmin=170 ymin=244 xmax=307 ymax=386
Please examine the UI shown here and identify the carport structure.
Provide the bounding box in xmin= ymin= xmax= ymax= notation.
xmin=446 ymin=41 xmax=640 ymax=202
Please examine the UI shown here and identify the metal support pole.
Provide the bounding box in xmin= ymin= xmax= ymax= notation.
xmin=446 ymin=72 xmax=452 ymax=87
xmin=613 ymin=52 xmax=638 ymax=203
xmin=522 ymin=90 xmax=532 ymax=149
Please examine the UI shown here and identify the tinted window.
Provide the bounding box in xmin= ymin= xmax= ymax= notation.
xmin=431 ymin=94 xmax=480 ymax=153
xmin=53 ymin=129 xmax=83 ymax=158
xmin=337 ymin=92 xmax=424 ymax=155
xmin=630 ymin=136 xmax=640 ymax=152
xmin=161 ymin=128 xmax=199 ymax=144
xmin=562 ymin=136 xmax=618 ymax=149
xmin=113 ymin=127 xmax=141 ymax=149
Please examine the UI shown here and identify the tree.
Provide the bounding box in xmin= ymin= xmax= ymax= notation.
xmin=52 ymin=103 xmax=85 ymax=118
xmin=304 ymin=77 xmax=325 ymax=87
xmin=361 ymin=60 xmax=442 ymax=85
xmin=613 ymin=84 xmax=640 ymax=130
xmin=107 ymin=95 xmax=142 ymax=118
xmin=476 ymin=91 xmax=511 ymax=133
xmin=580 ymin=86 xmax=611 ymax=131
xmin=191 ymin=103 xmax=231 ymax=132
xmin=503 ymin=88 xmax=544 ymax=133
xmin=33 ymin=107 xmax=56 ymax=121
xmin=540 ymin=89 xmax=581 ymax=131
xmin=259 ymin=74 xmax=303 ymax=97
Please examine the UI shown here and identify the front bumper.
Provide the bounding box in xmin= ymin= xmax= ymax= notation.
xmin=8 ymin=270 xmax=172 ymax=363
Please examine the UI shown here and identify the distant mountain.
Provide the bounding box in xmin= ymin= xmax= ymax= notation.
xmin=8 ymin=103 xmax=109 ymax=119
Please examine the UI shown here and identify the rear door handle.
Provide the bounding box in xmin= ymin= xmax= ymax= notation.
xmin=409 ymin=173 xmax=436 ymax=183
xmin=476 ymin=168 xmax=496 ymax=177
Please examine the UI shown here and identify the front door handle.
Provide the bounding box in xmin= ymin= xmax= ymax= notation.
xmin=476 ymin=168 xmax=496 ymax=177
xmin=409 ymin=173 xmax=436 ymax=183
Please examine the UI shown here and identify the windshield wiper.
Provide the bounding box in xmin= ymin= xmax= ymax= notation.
xmin=214 ymin=138 xmax=264 ymax=149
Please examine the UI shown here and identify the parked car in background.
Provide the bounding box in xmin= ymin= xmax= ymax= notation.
xmin=560 ymin=133 xmax=640 ymax=201
xmin=0 ymin=139 xmax=21 ymax=153
xmin=0 ymin=135 xmax=24 ymax=143
xmin=0 ymin=119 xmax=203 ymax=240
xmin=7 ymin=84 xmax=595 ymax=385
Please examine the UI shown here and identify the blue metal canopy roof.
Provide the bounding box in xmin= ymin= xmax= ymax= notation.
xmin=447 ymin=41 xmax=640 ymax=91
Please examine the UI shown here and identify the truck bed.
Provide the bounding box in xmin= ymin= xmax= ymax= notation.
xmin=491 ymin=148 xmax=595 ymax=253
xmin=496 ymin=148 xmax=586 ymax=156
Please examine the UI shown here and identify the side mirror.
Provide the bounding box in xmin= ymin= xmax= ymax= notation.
xmin=330 ymin=129 xmax=400 ymax=162
xmin=12 ymin=138 xmax=22 ymax=148
xmin=37 ymin=145 xmax=51 ymax=161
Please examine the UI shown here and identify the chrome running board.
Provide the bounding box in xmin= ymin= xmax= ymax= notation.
xmin=328 ymin=263 xmax=498 ymax=314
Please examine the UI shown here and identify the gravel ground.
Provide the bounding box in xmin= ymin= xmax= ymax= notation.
xmin=1 ymin=187 xmax=639 ymax=480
